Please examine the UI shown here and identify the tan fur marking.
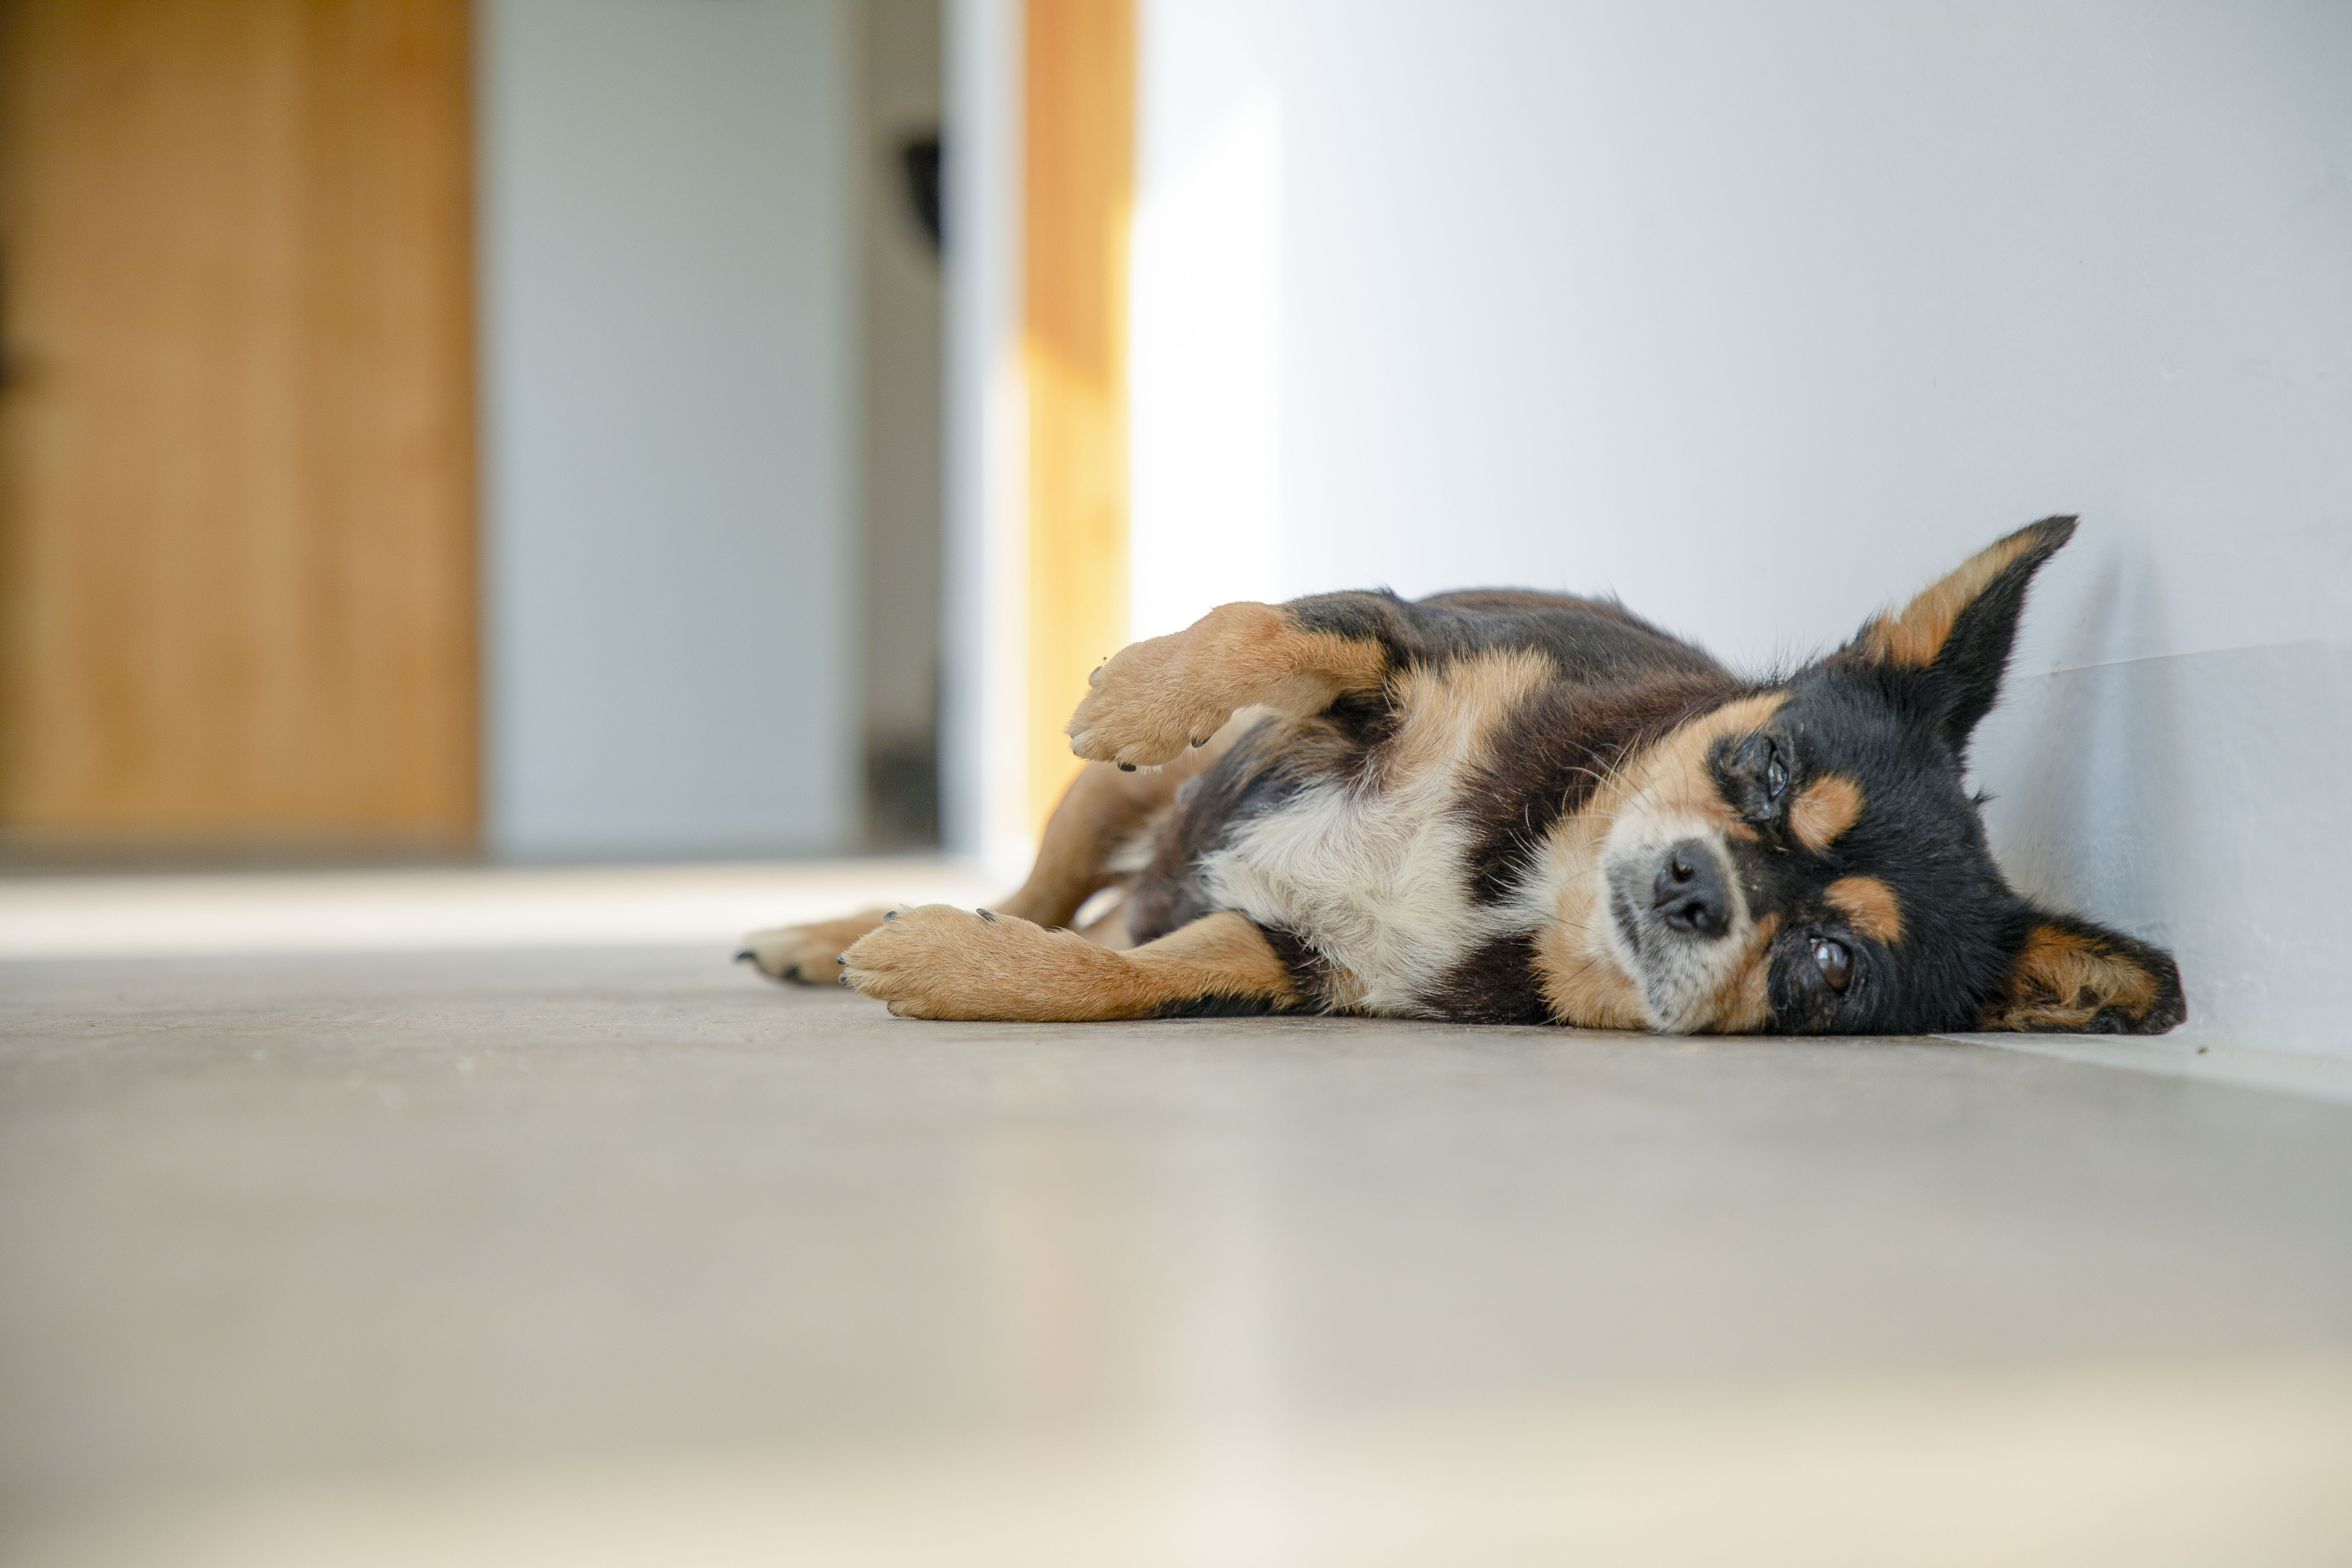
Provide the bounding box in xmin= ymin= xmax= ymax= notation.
xmin=1825 ymin=876 xmax=1903 ymax=945
xmin=1382 ymin=648 xmax=1556 ymax=781
xmin=842 ymin=907 xmax=1296 ymax=1021
xmin=1858 ymin=529 xmax=2044 ymax=668
xmin=1980 ymin=923 xmax=2161 ymax=1031
xmin=1524 ymin=769 xmax=1644 ymax=1028
xmin=1619 ymin=693 xmax=1792 ymax=832
xmin=1704 ymin=912 xmax=1780 ymax=1033
xmin=1790 ymin=774 xmax=1864 ymax=853
xmin=1066 ymin=601 xmax=1388 ymax=768
xmin=1532 ymin=912 xmax=1648 ymax=1029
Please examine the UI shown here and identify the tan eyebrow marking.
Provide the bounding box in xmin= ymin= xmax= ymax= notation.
xmin=1789 ymin=773 xmax=1863 ymax=852
xmin=1635 ymin=693 xmax=1791 ymax=839
xmin=1825 ymin=875 xmax=1904 ymax=944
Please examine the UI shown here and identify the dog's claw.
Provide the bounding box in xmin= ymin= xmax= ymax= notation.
xmin=733 ymin=950 xmax=756 ymax=964
xmin=883 ymin=910 xmax=897 ymax=921
xmin=976 ymin=908 xmax=997 ymax=922
xmin=1191 ymin=736 xmax=1209 ymax=747
xmin=1118 ymin=761 xmax=1137 ymax=772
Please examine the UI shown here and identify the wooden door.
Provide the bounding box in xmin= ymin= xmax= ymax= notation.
xmin=1022 ymin=0 xmax=1131 ymax=834
xmin=0 ymin=0 xmax=476 ymax=852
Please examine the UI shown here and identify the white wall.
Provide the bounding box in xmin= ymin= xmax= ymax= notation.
xmin=1131 ymin=0 xmax=2352 ymax=1057
xmin=480 ymin=0 xmax=857 ymax=861
xmin=940 ymin=0 xmax=1031 ymax=878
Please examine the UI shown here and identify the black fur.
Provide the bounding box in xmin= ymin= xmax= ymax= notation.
xmin=1152 ymin=992 xmax=1292 ymax=1019
xmin=1426 ymin=932 xmax=1556 ymax=1025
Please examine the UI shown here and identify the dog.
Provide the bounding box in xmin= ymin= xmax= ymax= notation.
xmin=741 ymin=517 xmax=2183 ymax=1035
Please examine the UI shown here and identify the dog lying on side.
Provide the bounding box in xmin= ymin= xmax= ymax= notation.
xmin=742 ymin=517 xmax=2184 ymax=1035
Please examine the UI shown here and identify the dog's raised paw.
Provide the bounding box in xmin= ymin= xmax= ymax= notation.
xmin=1063 ymin=630 xmax=1236 ymax=769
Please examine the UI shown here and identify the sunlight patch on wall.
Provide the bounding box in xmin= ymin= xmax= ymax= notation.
xmin=1128 ymin=90 xmax=1283 ymax=641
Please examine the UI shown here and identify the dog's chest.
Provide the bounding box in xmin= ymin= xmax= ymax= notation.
xmin=1199 ymin=771 xmax=1528 ymax=1015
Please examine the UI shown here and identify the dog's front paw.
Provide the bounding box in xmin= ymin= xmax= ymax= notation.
xmin=1064 ymin=630 xmax=1236 ymax=770
xmin=737 ymin=910 xmax=891 ymax=984
xmin=841 ymin=904 xmax=1126 ymax=1020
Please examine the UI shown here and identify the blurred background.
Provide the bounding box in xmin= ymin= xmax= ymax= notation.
xmin=4 ymin=3 xmax=2352 ymax=1563
xmin=0 ymin=0 xmax=944 ymax=866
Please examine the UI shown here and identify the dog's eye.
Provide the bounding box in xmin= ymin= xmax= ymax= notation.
xmin=1764 ymin=743 xmax=1789 ymax=802
xmin=1812 ymin=938 xmax=1851 ymax=993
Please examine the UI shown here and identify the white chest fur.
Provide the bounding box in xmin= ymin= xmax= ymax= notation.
xmin=1199 ymin=756 xmax=1536 ymax=1017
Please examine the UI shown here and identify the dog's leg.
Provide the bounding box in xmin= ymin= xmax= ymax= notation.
xmin=841 ymin=907 xmax=1298 ymax=1021
xmin=988 ymin=754 xmax=1197 ymax=931
xmin=1065 ymin=600 xmax=1392 ymax=768
xmin=741 ymin=725 xmax=1247 ymax=983
xmin=739 ymin=911 xmax=897 ymax=984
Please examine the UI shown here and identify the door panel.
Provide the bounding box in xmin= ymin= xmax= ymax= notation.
xmin=0 ymin=0 xmax=476 ymax=845
xmin=1022 ymin=0 xmax=1131 ymax=835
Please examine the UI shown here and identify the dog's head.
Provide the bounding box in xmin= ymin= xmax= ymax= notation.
xmin=1589 ymin=516 xmax=2184 ymax=1035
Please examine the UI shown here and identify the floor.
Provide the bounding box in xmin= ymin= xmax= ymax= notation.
xmin=4 ymin=871 xmax=2352 ymax=1566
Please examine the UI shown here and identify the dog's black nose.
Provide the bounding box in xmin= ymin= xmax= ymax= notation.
xmin=1653 ymin=840 xmax=1731 ymax=938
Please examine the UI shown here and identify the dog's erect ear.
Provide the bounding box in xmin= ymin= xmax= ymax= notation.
xmin=1848 ymin=516 xmax=2076 ymax=754
xmin=1977 ymin=911 xmax=2186 ymax=1034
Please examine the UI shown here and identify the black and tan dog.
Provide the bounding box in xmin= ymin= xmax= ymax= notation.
xmin=742 ymin=517 xmax=2183 ymax=1035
